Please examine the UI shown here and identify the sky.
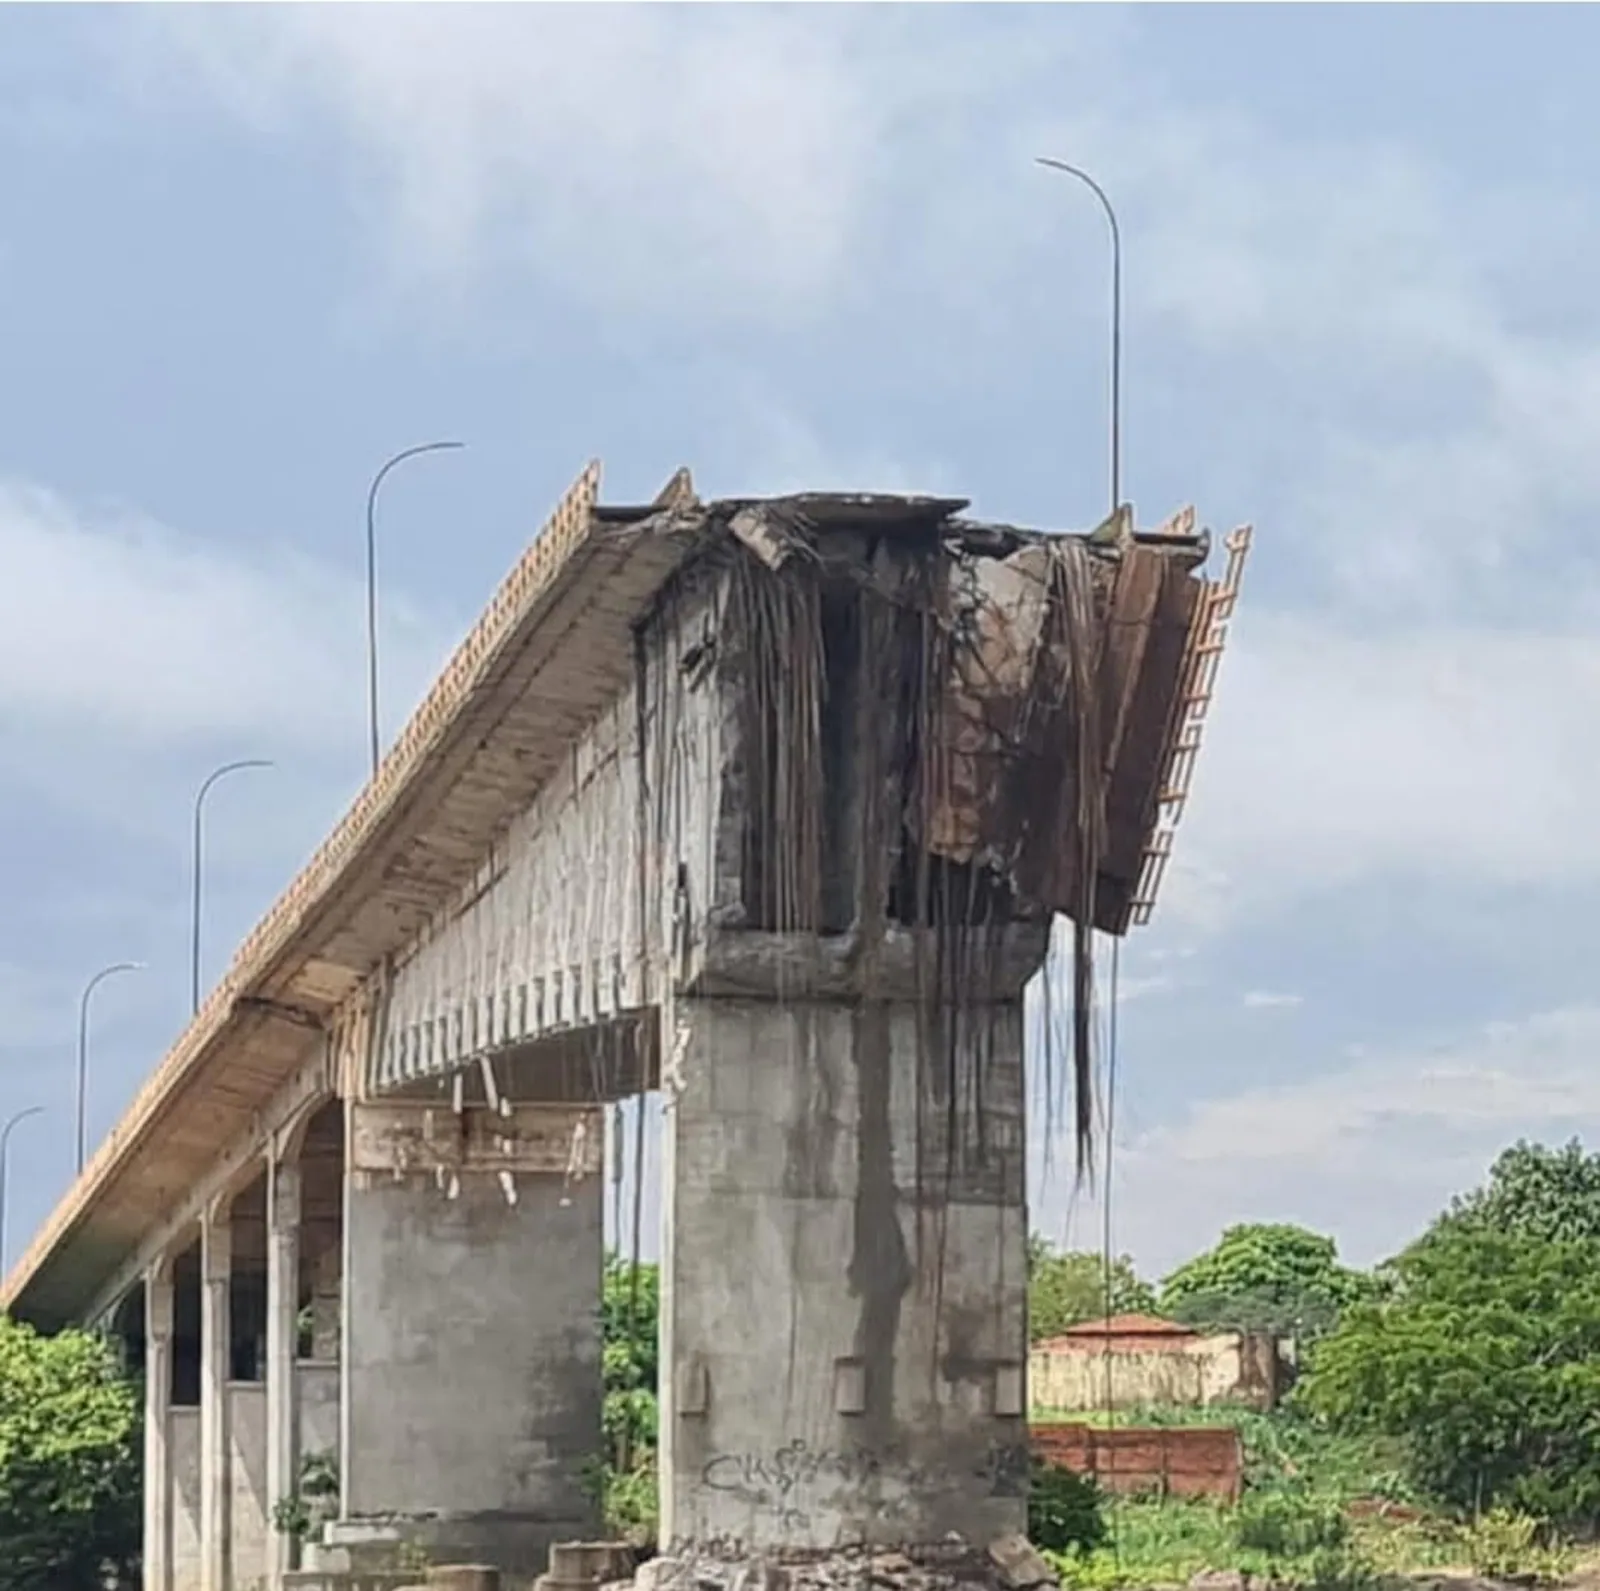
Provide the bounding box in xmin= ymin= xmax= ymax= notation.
xmin=5 ymin=3 xmax=1600 ymax=1284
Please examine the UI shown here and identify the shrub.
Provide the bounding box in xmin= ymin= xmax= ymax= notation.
xmin=1461 ymin=1508 xmax=1554 ymax=1580
xmin=1235 ymin=1492 xmax=1348 ymax=1560
xmin=271 ymin=1448 xmax=339 ymax=1543
xmin=1029 ymin=1459 xmax=1107 ymax=1556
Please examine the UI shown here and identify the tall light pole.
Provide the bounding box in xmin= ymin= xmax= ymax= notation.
xmin=1036 ymin=158 xmax=1124 ymax=516
xmin=1037 ymin=157 xmax=1128 ymax=1411
xmin=76 ymin=962 xmax=142 ymax=1177
xmin=366 ymin=441 xmax=465 ymax=778
xmin=0 ymin=1106 xmax=43 ymax=1274
xmin=192 ymin=759 xmax=273 ymax=1014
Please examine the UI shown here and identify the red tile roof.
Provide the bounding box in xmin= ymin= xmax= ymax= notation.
xmin=1035 ymin=1313 xmax=1199 ymax=1352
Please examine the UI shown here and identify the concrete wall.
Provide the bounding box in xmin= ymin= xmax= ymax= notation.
xmin=341 ymin=1158 xmax=604 ymax=1574
xmin=660 ymin=998 xmax=1029 ymax=1550
xmin=297 ymin=1359 xmax=340 ymax=1464
xmin=170 ymin=1408 xmax=201 ymax=1591
xmin=1030 ymin=1332 xmax=1285 ymax=1413
xmin=227 ymin=1383 xmax=269 ymax=1589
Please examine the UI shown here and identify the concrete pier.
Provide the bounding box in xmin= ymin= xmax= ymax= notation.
xmin=660 ymin=995 xmax=1032 ymax=1550
xmin=337 ymin=1100 xmax=606 ymax=1575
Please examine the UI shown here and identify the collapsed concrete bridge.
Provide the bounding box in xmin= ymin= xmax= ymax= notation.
xmin=1 ymin=462 xmax=1248 ymax=1590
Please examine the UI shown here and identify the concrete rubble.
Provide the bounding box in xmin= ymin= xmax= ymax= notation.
xmin=606 ymin=1537 xmax=1059 ymax=1591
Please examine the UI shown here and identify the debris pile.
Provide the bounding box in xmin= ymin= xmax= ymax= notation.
xmin=610 ymin=1535 xmax=1057 ymax=1591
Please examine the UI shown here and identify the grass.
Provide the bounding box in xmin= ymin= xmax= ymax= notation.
xmin=1035 ymin=1405 xmax=1581 ymax=1588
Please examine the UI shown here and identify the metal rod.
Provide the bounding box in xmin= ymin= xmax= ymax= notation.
xmin=76 ymin=962 xmax=142 ymax=1176
xmin=0 ymin=1105 xmax=43 ymax=1275
xmin=366 ymin=442 xmax=465 ymax=778
xmin=1036 ymin=157 xmax=1124 ymax=515
xmin=191 ymin=760 xmax=273 ymax=1015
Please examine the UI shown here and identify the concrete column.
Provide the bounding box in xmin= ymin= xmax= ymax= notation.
xmin=659 ymin=995 xmax=1031 ymax=1551
xmin=143 ymin=1260 xmax=175 ymax=1591
xmin=266 ymin=1156 xmax=302 ymax=1589
xmin=199 ymin=1200 xmax=232 ymax=1591
xmin=333 ymin=1097 xmax=603 ymax=1577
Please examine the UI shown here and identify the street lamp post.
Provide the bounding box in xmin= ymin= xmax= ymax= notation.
xmin=192 ymin=759 xmax=273 ymax=1014
xmin=1036 ymin=157 xmax=1124 ymax=517
xmin=0 ymin=1106 xmax=43 ymax=1274
xmin=366 ymin=441 xmax=465 ymax=778
xmin=76 ymin=962 xmax=142 ymax=1176
xmin=1037 ymin=156 xmax=1128 ymax=1362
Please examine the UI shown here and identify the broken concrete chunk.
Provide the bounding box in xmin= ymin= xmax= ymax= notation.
xmin=730 ymin=1563 xmax=790 ymax=1591
xmin=986 ymin=1534 xmax=1058 ymax=1590
xmin=633 ymin=1557 xmax=675 ymax=1591
xmin=729 ymin=505 xmax=803 ymax=571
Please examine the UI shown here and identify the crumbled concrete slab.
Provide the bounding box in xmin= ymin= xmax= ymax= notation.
xmin=986 ymin=1535 xmax=1058 ymax=1590
xmin=629 ymin=1541 xmax=1035 ymax=1591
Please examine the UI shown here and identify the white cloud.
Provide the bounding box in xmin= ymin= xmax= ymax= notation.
xmin=1041 ymin=1006 xmax=1600 ymax=1275
xmin=115 ymin=6 xmax=1600 ymax=936
xmin=136 ymin=6 xmax=896 ymax=319
xmin=0 ymin=961 xmax=74 ymax=1051
xmin=1159 ymin=614 xmax=1600 ymax=925
xmin=1034 ymin=95 xmax=1600 ymax=618
xmin=125 ymin=4 xmax=1600 ymax=605
xmin=1242 ymin=991 xmax=1302 ymax=1011
xmin=0 ymin=479 xmax=446 ymax=753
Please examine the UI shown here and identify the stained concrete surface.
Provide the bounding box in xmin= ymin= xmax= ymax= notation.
xmin=228 ymin=1382 xmax=270 ymax=1587
xmin=342 ymin=1165 xmax=604 ymax=1574
xmin=298 ymin=1359 xmax=341 ymax=1463
xmin=660 ymin=998 xmax=1029 ymax=1549
xmin=171 ymin=1407 xmax=202 ymax=1591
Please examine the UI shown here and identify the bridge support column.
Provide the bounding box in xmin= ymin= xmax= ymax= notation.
xmin=333 ymin=1098 xmax=605 ymax=1577
xmin=659 ymin=995 xmax=1031 ymax=1551
xmin=265 ymin=1155 xmax=301 ymax=1590
xmin=199 ymin=1201 xmax=232 ymax=1591
xmin=144 ymin=1257 xmax=175 ymax=1591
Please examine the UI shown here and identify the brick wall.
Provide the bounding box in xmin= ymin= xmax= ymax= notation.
xmin=1030 ymin=1421 xmax=1242 ymax=1503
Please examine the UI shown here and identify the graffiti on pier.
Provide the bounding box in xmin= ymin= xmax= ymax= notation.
xmin=974 ymin=1438 xmax=1029 ymax=1499
xmin=699 ymin=1438 xmax=1031 ymax=1533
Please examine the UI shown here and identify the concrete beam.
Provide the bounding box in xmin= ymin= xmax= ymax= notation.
xmin=84 ymin=1048 xmax=333 ymax=1325
xmin=685 ymin=924 xmax=1051 ymax=1003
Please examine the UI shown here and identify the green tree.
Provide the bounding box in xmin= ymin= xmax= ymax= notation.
xmin=600 ymin=1253 xmax=658 ymax=1462
xmin=1027 ymin=1235 xmax=1156 ymax=1341
xmin=1159 ymin=1223 xmax=1371 ymax=1340
xmin=597 ymin=1253 xmax=659 ymax=1537
xmin=0 ymin=1317 xmax=141 ymax=1590
xmin=1439 ymin=1138 xmax=1600 ymax=1247
xmin=1302 ymin=1222 xmax=1600 ymax=1527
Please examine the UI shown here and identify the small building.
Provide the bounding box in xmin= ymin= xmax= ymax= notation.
xmin=1035 ymin=1312 xmax=1201 ymax=1356
xmin=1030 ymin=1312 xmax=1287 ymax=1413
